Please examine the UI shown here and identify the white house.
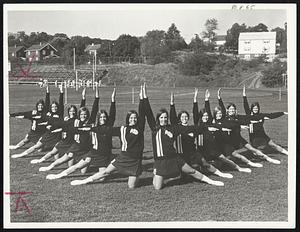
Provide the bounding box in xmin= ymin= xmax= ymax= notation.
xmin=238 ymin=32 xmax=276 ymax=61
xmin=215 ymin=35 xmax=226 ymax=49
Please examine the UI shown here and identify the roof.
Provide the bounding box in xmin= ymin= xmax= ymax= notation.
xmin=8 ymin=46 xmax=25 ymax=53
xmin=25 ymin=43 xmax=57 ymax=52
xmin=215 ymin=35 xmax=226 ymax=41
xmin=239 ymin=32 xmax=276 ymax=40
xmin=84 ymin=44 xmax=101 ymax=52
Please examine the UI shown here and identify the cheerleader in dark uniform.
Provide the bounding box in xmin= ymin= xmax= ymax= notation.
xmin=46 ymin=88 xmax=116 ymax=180
xmin=143 ymin=85 xmax=224 ymax=190
xmin=203 ymin=90 xmax=253 ymax=173
xmin=39 ymin=85 xmax=100 ymax=172
xmin=9 ymin=87 xmax=49 ymax=150
xmin=70 ymin=85 xmax=146 ymax=188
xmin=170 ymin=91 xmax=233 ymax=179
xmin=218 ymin=88 xmax=280 ymax=165
xmin=30 ymin=88 xmax=87 ymax=164
xmin=242 ymin=86 xmax=288 ymax=155
xmin=12 ymin=85 xmax=64 ymax=158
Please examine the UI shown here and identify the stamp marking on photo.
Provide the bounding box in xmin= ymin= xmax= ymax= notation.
xmin=5 ymin=191 xmax=33 ymax=214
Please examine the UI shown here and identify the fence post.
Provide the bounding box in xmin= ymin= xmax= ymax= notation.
xmin=279 ymin=87 xmax=281 ymax=101
xmin=64 ymin=81 xmax=68 ymax=105
xmin=75 ymin=70 xmax=78 ymax=91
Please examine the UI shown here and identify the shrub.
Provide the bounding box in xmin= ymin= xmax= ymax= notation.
xmin=261 ymin=59 xmax=287 ymax=87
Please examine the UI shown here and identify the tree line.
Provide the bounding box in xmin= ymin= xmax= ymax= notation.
xmin=8 ymin=19 xmax=287 ymax=66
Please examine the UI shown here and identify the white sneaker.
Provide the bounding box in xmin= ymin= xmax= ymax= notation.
xmin=239 ymin=167 xmax=252 ymax=173
xmin=39 ymin=166 xmax=52 ymax=172
xmin=211 ymin=180 xmax=224 ymax=186
xmin=11 ymin=153 xmax=24 ymax=159
xmin=221 ymin=173 xmax=233 ymax=179
xmin=248 ymin=162 xmax=263 ymax=168
xmin=266 ymin=157 xmax=281 ymax=165
xmin=46 ymin=174 xmax=58 ymax=180
xmin=31 ymin=159 xmax=41 ymax=164
xmin=9 ymin=145 xmax=18 ymax=150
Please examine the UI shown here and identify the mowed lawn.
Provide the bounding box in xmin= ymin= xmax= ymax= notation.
xmin=7 ymin=84 xmax=288 ymax=223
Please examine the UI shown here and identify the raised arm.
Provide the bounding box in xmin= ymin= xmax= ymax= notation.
xmin=88 ymin=84 xmax=99 ymax=124
xmin=218 ymin=88 xmax=226 ymax=116
xmin=205 ymin=89 xmax=213 ymax=123
xmin=45 ymin=85 xmax=50 ymax=113
xmin=143 ymin=84 xmax=156 ymax=131
xmin=10 ymin=110 xmax=34 ymax=119
xmin=193 ymin=88 xmax=199 ymax=125
xmin=170 ymin=92 xmax=177 ymax=125
xmin=58 ymin=84 xmax=64 ymax=118
xmin=80 ymin=87 xmax=86 ymax=108
xmin=138 ymin=85 xmax=146 ymax=131
xmin=108 ymin=88 xmax=116 ymax=126
xmin=243 ymin=85 xmax=251 ymax=115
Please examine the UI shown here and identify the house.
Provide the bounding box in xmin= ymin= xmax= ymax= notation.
xmin=8 ymin=45 xmax=26 ymax=60
xmin=238 ymin=32 xmax=276 ymax=61
xmin=215 ymin=35 xmax=226 ymax=50
xmin=84 ymin=43 xmax=101 ymax=55
xmin=25 ymin=42 xmax=58 ymax=61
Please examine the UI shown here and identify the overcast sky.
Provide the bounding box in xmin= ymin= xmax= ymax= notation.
xmin=6 ymin=4 xmax=287 ymax=43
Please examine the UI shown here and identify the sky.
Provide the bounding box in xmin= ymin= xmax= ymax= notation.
xmin=6 ymin=4 xmax=287 ymax=43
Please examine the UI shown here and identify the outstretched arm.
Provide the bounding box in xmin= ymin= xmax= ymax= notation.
xmin=205 ymin=89 xmax=213 ymax=123
xmin=170 ymin=92 xmax=177 ymax=125
xmin=108 ymin=88 xmax=116 ymax=126
xmin=80 ymin=88 xmax=86 ymax=108
xmin=218 ymin=88 xmax=226 ymax=117
xmin=138 ymin=85 xmax=146 ymax=131
xmin=58 ymin=84 xmax=64 ymax=118
xmin=143 ymin=84 xmax=156 ymax=131
xmin=88 ymin=84 xmax=99 ymax=124
xmin=45 ymin=85 xmax=50 ymax=113
xmin=193 ymin=88 xmax=199 ymax=125
xmin=243 ymin=85 xmax=251 ymax=115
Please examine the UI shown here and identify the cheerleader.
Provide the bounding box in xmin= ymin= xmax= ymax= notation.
xmin=143 ymin=85 xmax=224 ymax=190
xmin=170 ymin=91 xmax=233 ymax=179
xmin=70 ymin=85 xmax=146 ymax=189
xmin=45 ymin=88 xmax=116 ymax=180
xmin=38 ymin=85 xmax=100 ymax=172
xmin=9 ymin=87 xmax=49 ymax=150
xmin=11 ymin=85 xmax=64 ymax=158
xmin=203 ymin=90 xmax=253 ymax=173
xmin=30 ymin=88 xmax=87 ymax=164
xmin=218 ymin=88 xmax=280 ymax=165
xmin=242 ymin=86 xmax=288 ymax=155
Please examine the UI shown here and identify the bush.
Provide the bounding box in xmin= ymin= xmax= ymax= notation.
xmin=177 ymin=53 xmax=218 ymax=76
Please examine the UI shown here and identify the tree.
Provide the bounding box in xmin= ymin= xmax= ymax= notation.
xmin=225 ymin=23 xmax=248 ymax=52
xmin=112 ymin=34 xmax=140 ymax=57
xmin=140 ymin=30 xmax=171 ymax=64
xmin=202 ymin=18 xmax=218 ymax=44
xmin=262 ymin=59 xmax=287 ymax=87
xmin=165 ymin=23 xmax=187 ymax=51
xmin=248 ymin=23 xmax=268 ymax=32
xmin=188 ymin=34 xmax=204 ymax=53
xmin=271 ymin=26 xmax=287 ymax=53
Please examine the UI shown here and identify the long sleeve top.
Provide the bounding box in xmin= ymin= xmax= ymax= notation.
xmin=145 ymin=98 xmax=205 ymax=160
xmin=90 ymin=100 xmax=116 ymax=155
xmin=170 ymin=103 xmax=197 ymax=154
xmin=9 ymin=91 xmax=50 ymax=133
xmin=243 ymin=96 xmax=284 ymax=138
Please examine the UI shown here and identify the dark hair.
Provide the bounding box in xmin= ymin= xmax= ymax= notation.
xmin=50 ymin=101 xmax=59 ymax=113
xmin=156 ymin=108 xmax=169 ymax=126
xmin=78 ymin=107 xmax=90 ymax=122
xmin=226 ymin=103 xmax=236 ymax=110
xmin=35 ymin=99 xmax=45 ymax=112
xmin=250 ymin=102 xmax=260 ymax=114
xmin=95 ymin=110 xmax=109 ymax=126
xmin=125 ymin=110 xmax=138 ymax=126
xmin=177 ymin=110 xmax=189 ymax=124
xmin=67 ymin=105 xmax=77 ymax=118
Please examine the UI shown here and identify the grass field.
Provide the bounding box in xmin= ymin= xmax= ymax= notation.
xmin=7 ymin=84 xmax=288 ymax=223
